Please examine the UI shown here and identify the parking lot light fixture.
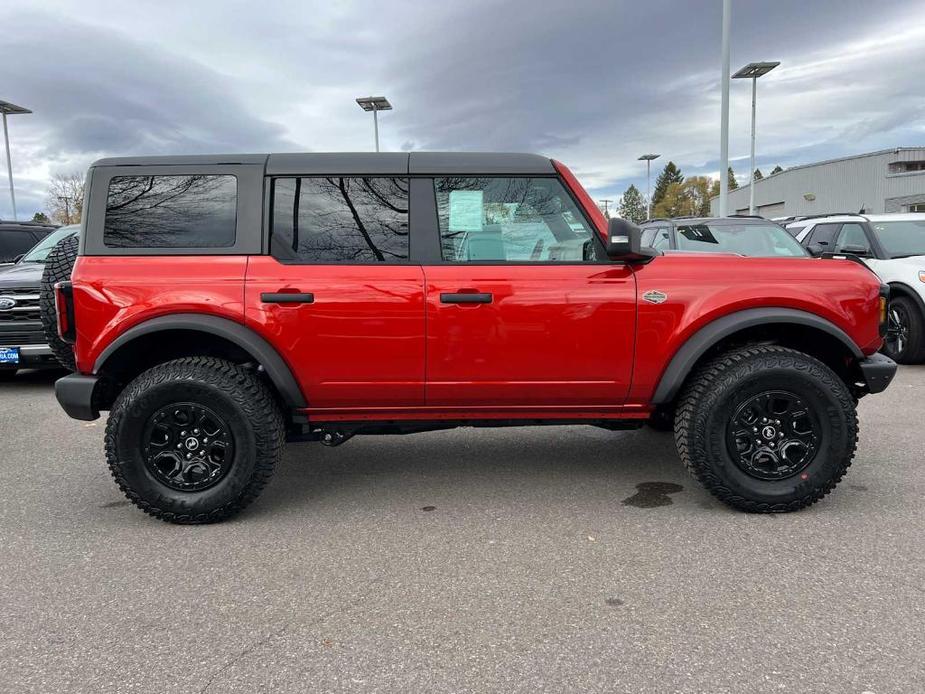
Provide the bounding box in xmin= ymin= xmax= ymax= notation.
xmin=732 ymin=61 xmax=780 ymax=215
xmin=0 ymin=100 xmax=31 ymax=221
xmin=355 ymin=96 xmax=392 ymax=152
xmin=638 ymin=154 xmax=660 ymax=219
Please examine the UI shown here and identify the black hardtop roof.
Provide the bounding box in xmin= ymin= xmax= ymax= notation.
xmin=90 ymin=152 xmax=556 ymax=175
xmin=0 ymin=220 xmax=58 ymax=230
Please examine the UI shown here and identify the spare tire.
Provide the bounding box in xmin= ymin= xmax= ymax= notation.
xmin=39 ymin=234 xmax=79 ymax=372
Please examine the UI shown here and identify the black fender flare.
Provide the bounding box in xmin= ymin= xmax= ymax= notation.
xmin=651 ymin=308 xmax=863 ymax=404
xmin=94 ymin=314 xmax=307 ymax=409
xmin=887 ymin=282 xmax=925 ymax=319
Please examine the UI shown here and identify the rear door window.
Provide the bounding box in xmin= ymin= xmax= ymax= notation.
xmin=270 ymin=177 xmax=409 ymax=263
xmin=103 ymin=175 xmax=237 ymax=248
xmin=804 ymin=223 xmax=840 ymax=249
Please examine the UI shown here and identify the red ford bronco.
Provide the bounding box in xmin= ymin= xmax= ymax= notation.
xmin=49 ymin=152 xmax=896 ymax=523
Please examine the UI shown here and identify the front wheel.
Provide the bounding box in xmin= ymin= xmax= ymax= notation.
xmin=675 ymin=345 xmax=858 ymax=513
xmin=105 ymin=357 xmax=285 ymax=523
xmin=882 ymin=296 xmax=924 ymax=364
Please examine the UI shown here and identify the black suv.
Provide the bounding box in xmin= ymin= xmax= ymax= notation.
xmin=0 ymin=220 xmax=56 ymax=264
xmin=639 ymin=216 xmax=808 ymax=257
xmin=0 ymin=225 xmax=78 ymax=377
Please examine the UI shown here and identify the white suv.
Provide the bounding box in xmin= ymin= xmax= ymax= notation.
xmin=787 ymin=213 xmax=925 ymax=363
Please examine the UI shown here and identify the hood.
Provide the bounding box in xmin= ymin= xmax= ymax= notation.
xmin=0 ymin=262 xmax=43 ymax=289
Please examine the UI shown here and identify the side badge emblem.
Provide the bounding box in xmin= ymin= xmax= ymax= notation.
xmin=643 ymin=290 xmax=668 ymax=305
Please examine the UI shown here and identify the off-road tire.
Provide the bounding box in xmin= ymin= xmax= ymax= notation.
xmin=675 ymin=345 xmax=858 ymax=513
xmin=39 ymin=234 xmax=79 ymax=371
xmin=105 ymin=357 xmax=285 ymax=524
xmin=882 ymin=295 xmax=925 ymax=364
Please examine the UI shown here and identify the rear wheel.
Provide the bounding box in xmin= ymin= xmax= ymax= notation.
xmin=105 ymin=356 xmax=285 ymax=523
xmin=39 ymin=234 xmax=79 ymax=372
xmin=882 ymin=295 xmax=925 ymax=364
xmin=675 ymin=345 xmax=857 ymax=513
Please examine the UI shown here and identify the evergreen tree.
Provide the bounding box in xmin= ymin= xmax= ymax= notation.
xmin=726 ymin=166 xmax=739 ymax=190
xmin=753 ymin=168 xmax=763 ymax=181
xmin=32 ymin=212 xmax=51 ymax=223
xmin=770 ymin=165 xmax=784 ymax=175
xmin=651 ymin=161 xmax=683 ymax=208
xmin=618 ymin=184 xmax=647 ymax=224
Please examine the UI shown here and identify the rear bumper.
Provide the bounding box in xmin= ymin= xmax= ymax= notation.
xmin=859 ymin=352 xmax=897 ymax=394
xmin=55 ymin=373 xmax=100 ymax=421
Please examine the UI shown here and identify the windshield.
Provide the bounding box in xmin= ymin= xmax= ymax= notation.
xmin=870 ymin=220 xmax=925 ymax=258
xmin=20 ymin=225 xmax=79 ymax=263
xmin=675 ymin=223 xmax=808 ymax=257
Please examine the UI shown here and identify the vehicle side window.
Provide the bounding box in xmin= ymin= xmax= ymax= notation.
xmin=650 ymin=227 xmax=671 ymax=250
xmin=0 ymin=231 xmax=14 ymax=261
xmin=433 ymin=177 xmax=603 ymax=262
xmin=270 ymin=177 xmax=409 ymax=263
xmin=0 ymin=231 xmax=36 ymax=261
xmin=103 ymin=175 xmax=237 ymax=248
xmin=805 ymin=223 xmax=840 ymax=248
xmin=834 ymin=223 xmax=871 ymax=254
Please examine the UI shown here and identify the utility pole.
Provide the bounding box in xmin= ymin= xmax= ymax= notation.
xmin=599 ymin=199 xmax=612 ymax=217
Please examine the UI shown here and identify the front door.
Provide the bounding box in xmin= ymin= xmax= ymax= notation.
xmin=422 ymin=176 xmax=636 ymax=407
xmin=245 ymin=175 xmax=425 ymax=410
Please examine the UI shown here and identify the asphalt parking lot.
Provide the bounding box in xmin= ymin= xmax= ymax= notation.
xmin=1 ymin=367 xmax=923 ymax=693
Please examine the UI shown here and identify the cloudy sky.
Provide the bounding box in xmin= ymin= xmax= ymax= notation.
xmin=2 ymin=0 xmax=924 ymax=218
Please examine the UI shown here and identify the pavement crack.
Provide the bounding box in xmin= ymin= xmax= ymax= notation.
xmin=199 ymin=623 xmax=290 ymax=694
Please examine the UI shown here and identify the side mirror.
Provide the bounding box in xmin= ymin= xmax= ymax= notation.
xmin=606 ymin=218 xmax=657 ymax=262
xmin=807 ymin=243 xmax=825 ymax=257
xmin=838 ymin=244 xmax=870 ymax=257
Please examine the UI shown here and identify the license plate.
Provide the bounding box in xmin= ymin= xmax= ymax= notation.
xmin=0 ymin=347 xmax=20 ymax=365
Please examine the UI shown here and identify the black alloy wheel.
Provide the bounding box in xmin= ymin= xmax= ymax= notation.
xmin=726 ymin=390 xmax=819 ymax=481
xmin=142 ymin=402 xmax=235 ymax=492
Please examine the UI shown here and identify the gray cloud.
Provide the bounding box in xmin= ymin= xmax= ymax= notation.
xmin=1 ymin=0 xmax=923 ymax=218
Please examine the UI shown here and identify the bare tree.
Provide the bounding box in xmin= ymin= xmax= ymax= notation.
xmin=46 ymin=172 xmax=86 ymax=224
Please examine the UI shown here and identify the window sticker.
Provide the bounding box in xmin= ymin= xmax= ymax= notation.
xmin=448 ymin=190 xmax=484 ymax=232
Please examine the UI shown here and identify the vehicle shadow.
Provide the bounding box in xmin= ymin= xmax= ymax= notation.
xmin=0 ymin=368 xmax=67 ymax=389
xmin=251 ymin=425 xmax=700 ymax=518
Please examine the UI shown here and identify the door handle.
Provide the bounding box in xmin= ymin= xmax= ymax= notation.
xmin=261 ymin=292 xmax=315 ymax=304
xmin=440 ymin=292 xmax=492 ymax=304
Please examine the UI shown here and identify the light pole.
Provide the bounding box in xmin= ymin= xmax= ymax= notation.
xmin=355 ymin=96 xmax=392 ymax=152
xmin=719 ymin=0 xmax=731 ymax=217
xmin=732 ymin=61 xmax=780 ymax=215
xmin=638 ymin=154 xmax=660 ymax=219
xmin=1 ymin=100 xmax=31 ymax=221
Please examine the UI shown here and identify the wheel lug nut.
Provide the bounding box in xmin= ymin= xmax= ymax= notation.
xmin=176 ymin=443 xmax=182 ymax=449
xmin=194 ymin=429 xmax=199 ymax=434
xmin=181 ymin=431 xmax=187 ymax=436
xmin=753 ymin=427 xmax=758 ymax=432
xmin=186 ymin=453 xmax=191 ymax=459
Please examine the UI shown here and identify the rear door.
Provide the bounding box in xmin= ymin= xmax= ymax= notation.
xmin=245 ymin=175 xmax=425 ymax=410
xmin=803 ymin=222 xmax=840 ymax=251
xmin=419 ymin=175 xmax=636 ymax=407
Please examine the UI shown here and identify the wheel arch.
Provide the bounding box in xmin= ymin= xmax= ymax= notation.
xmin=94 ymin=314 xmax=307 ymax=410
xmin=652 ymin=308 xmax=864 ymax=405
xmin=887 ymin=282 xmax=925 ymax=317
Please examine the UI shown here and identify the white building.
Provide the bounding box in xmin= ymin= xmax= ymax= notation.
xmin=711 ymin=147 xmax=925 ymax=217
